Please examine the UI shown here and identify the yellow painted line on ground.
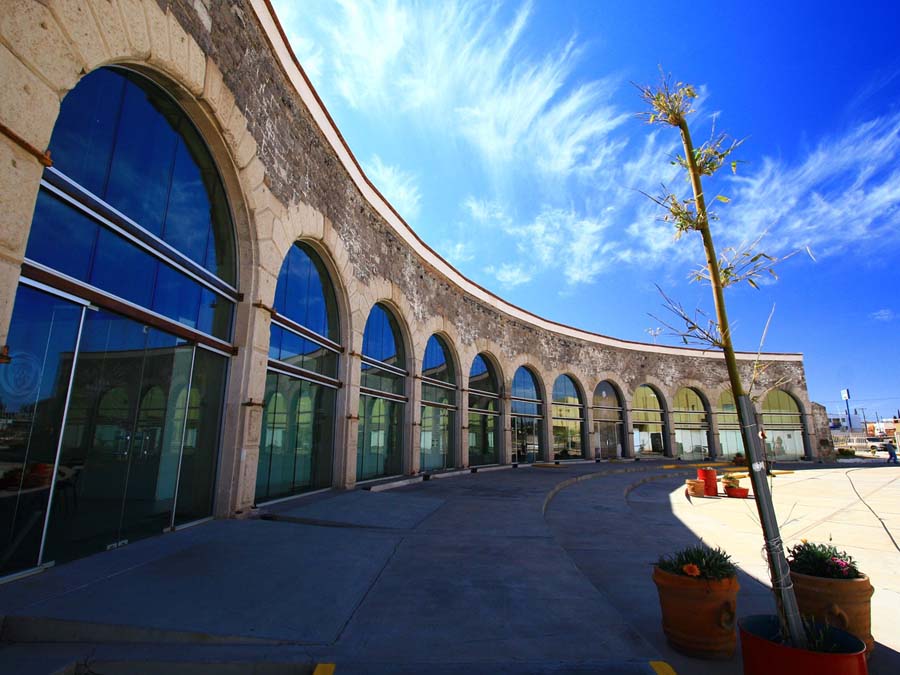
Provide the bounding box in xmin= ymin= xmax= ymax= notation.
xmin=533 ymin=462 xmax=565 ymax=468
xmin=649 ymin=661 xmax=677 ymax=675
xmin=313 ymin=664 xmax=336 ymax=675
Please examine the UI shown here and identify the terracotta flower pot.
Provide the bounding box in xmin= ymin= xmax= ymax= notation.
xmin=739 ymin=614 xmax=867 ymax=675
xmin=790 ymin=570 xmax=874 ymax=658
xmin=652 ymin=566 xmax=740 ymax=659
xmin=685 ymin=479 xmax=706 ymax=498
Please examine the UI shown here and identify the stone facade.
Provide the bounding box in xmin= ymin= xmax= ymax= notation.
xmin=0 ymin=0 xmax=820 ymax=518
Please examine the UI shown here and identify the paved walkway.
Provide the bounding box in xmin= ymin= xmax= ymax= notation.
xmin=0 ymin=459 xmax=896 ymax=673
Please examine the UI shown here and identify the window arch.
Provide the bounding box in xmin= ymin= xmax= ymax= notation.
xmin=552 ymin=375 xmax=585 ymax=460
xmin=762 ymin=390 xmax=805 ymax=460
xmin=357 ymin=304 xmax=407 ymax=480
xmin=2 ymin=66 xmax=234 ymax=574
xmin=592 ymin=381 xmax=624 ymax=459
xmin=672 ymin=388 xmax=710 ymax=460
xmin=468 ymin=354 xmax=500 ymax=466
xmin=632 ymin=385 xmax=666 ymax=456
xmin=420 ymin=335 xmax=457 ymax=472
xmin=510 ymin=366 xmax=544 ymax=463
xmin=257 ymin=243 xmax=341 ymax=502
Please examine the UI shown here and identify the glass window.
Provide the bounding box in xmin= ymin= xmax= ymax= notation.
xmin=633 ymin=385 xmax=665 ymax=456
xmin=357 ymin=395 xmax=402 ymax=480
xmin=362 ymin=304 xmax=404 ymax=368
xmin=273 ymin=242 xmax=339 ymax=343
xmin=762 ymin=390 xmax=804 ymax=460
xmin=48 ymin=67 xmax=236 ymax=285
xmin=552 ymin=375 xmax=584 ymax=460
xmin=512 ymin=367 xmax=541 ymax=401
xmin=421 ymin=405 xmax=453 ymax=471
xmin=469 ymin=354 xmax=498 ymax=394
xmin=592 ymin=381 xmax=623 ymax=459
xmin=468 ymin=412 xmax=498 ymax=466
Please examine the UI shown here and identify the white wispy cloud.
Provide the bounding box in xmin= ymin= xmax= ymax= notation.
xmin=364 ymin=155 xmax=422 ymax=222
xmin=870 ymin=309 xmax=895 ymax=322
xmin=282 ymin=0 xmax=627 ymax=180
xmin=725 ymin=113 xmax=900 ymax=256
xmin=486 ymin=263 xmax=533 ymax=288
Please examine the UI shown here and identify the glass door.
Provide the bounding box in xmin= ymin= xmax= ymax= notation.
xmin=0 ymin=284 xmax=84 ymax=576
xmin=43 ymin=310 xmax=192 ymax=564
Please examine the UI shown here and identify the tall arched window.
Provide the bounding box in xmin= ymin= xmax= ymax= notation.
xmin=672 ymin=388 xmax=710 ymax=460
xmin=552 ymin=375 xmax=585 ymax=460
xmin=510 ymin=367 xmax=544 ymax=463
xmin=1 ymin=67 xmax=234 ymax=575
xmin=762 ymin=390 xmax=806 ymax=460
xmin=420 ymin=335 xmax=456 ymax=472
xmin=717 ymin=391 xmax=745 ymax=458
xmin=592 ymin=381 xmax=624 ymax=459
xmin=468 ymin=354 xmax=500 ymax=466
xmin=358 ymin=304 xmax=407 ymax=480
xmin=632 ymin=385 xmax=666 ymax=456
xmin=257 ymin=242 xmax=340 ymax=502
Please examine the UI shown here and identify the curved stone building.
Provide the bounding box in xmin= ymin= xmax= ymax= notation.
xmin=0 ymin=0 xmax=821 ymax=577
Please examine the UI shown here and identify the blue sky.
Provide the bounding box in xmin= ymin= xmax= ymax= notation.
xmin=271 ymin=0 xmax=900 ymax=422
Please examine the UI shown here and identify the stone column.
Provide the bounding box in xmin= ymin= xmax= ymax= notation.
xmin=340 ymin=348 xmax=363 ymax=489
xmin=406 ymin=374 xmax=422 ymax=475
xmin=707 ymin=411 xmax=722 ymax=460
xmin=663 ymin=409 xmax=676 ymax=458
xmin=621 ymin=407 xmax=635 ymax=458
xmin=457 ymin=386 xmax=469 ymax=468
xmin=583 ymin=405 xmax=596 ymax=460
xmin=500 ymin=395 xmax=512 ymax=464
xmin=542 ymin=402 xmax=554 ymax=462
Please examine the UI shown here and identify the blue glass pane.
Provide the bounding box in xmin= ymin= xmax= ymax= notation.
xmin=25 ymin=190 xmax=96 ymax=281
xmin=162 ymin=137 xmax=212 ymax=264
xmin=152 ymin=262 xmax=201 ymax=329
xmin=48 ymin=68 xmax=125 ymax=197
xmin=423 ymin=335 xmax=453 ymax=384
xmin=512 ymin=367 xmax=540 ymax=401
xmin=553 ymin=375 xmax=581 ymax=404
xmin=362 ymin=304 xmax=403 ymax=366
xmin=512 ymin=399 xmax=540 ymax=416
xmin=196 ymin=287 xmax=232 ymax=341
xmin=103 ymin=76 xmax=179 ymax=236
xmin=272 ymin=243 xmax=337 ymax=342
xmin=89 ymin=227 xmax=155 ymax=308
xmin=269 ymin=324 xmax=284 ymax=361
xmin=469 ymin=354 xmax=498 ymax=394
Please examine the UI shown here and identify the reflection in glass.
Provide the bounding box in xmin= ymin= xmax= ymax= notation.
xmin=632 ymin=385 xmax=665 ymax=456
xmin=44 ymin=310 xmax=194 ymax=564
xmin=511 ymin=366 xmax=543 ymax=463
xmin=468 ymin=354 xmax=499 ymax=466
xmin=256 ymin=372 xmax=335 ymax=502
xmin=762 ymin=390 xmax=805 ymax=460
xmin=421 ymin=405 xmax=452 ymax=471
xmin=357 ymin=395 xmax=402 ymax=480
xmin=672 ymin=388 xmax=709 ymax=460
xmin=552 ymin=375 xmax=584 ymax=460
xmin=0 ymin=286 xmax=82 ymax=576
xmin=592 ymin=381 xmax=623 ymax=459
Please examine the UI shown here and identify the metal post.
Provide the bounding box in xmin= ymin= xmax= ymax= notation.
xmin=845 ymin=399 xmax=852 ymax=432
xmin=737 ymin=394 xmax=807 ymax=648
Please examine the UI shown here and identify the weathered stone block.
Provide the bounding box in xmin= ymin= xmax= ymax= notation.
xmin=0 ymin=45 xmax=61 ymax=151
xmin=46 ymin=0 xmax=108 ymax=71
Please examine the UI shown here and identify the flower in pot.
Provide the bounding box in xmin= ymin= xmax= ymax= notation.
xmin=786 ymin=541 xmax=874 ymax=658
xmin=653 ymin=544 xmax=739 ymax=659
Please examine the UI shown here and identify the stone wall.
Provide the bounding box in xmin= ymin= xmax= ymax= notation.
xmin=0 ymin=0 xmax=820 ymax=517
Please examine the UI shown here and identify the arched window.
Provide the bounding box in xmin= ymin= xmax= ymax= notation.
xmin=358 ymin=304 xmax=407 ymax=480
xmin=762 ymin=390 xmax=805 ymax=460
xmin=420 ymin=335 xmax=456 ymax=471
xmin=257 ymin=243 xmax=340 ymax=502
xmin=552 ymin=375 xmax=585 ymax=460
xmin=510 ymin=367 xmax=544 ymax=463
xmin=468 ymin=354 xmax=500 ymax=466
xmin=672 ymin=388 xmax=710 ymax=460
xmin=592 ymin=381 xmax=624 ymax=459
xmin=632 ymin=385 xmax=666 ymax=456
xmin=717 ymin=391 xmax=745 ymax=458
xmin=2 ymin=67 xmax=233 ymax=575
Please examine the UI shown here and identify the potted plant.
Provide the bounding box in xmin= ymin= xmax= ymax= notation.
xmin=787 ymin=541 xmax=874 ymax=658
xmin=653 ymin=544 xmax=739 ymax=658
xmin=722 ymin=473 xmax=749 ymax=498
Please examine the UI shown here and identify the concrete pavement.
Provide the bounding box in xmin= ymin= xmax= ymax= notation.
xmin=0 ymin=459 xmax=896 ymax=673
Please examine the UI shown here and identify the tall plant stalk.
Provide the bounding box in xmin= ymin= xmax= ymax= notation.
xmin=638 ymin=73 xmax=807 ymax=648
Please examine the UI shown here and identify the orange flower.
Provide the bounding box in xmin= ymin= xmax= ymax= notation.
xmin=682 ymin=563 xmax=701 ymax=577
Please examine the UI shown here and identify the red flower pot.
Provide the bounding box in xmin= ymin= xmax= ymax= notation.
xmin=724 ymin=486 xmax=749 ymax=498
xmin=697 ymin=467 xmax=718 ymax=496
xmin=739 ymin=615 xmax=867 ymax=675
